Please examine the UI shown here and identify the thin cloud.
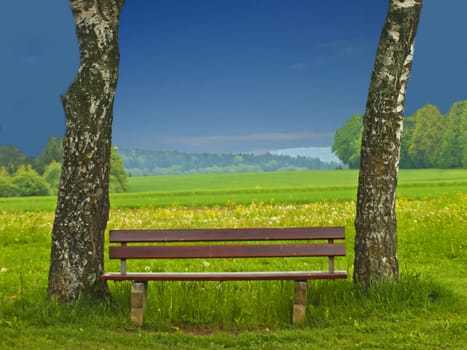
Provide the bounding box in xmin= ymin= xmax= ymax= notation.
xmin=18 ymin=40 xmax=46 ymax=64
xmin=288 ymin=63 xmax=308 ymax=71
xmin=158 ymin=132 xmax=334 ymax=146
xmin=310 ymin=39 xmax=370 ymax=67
xmin=320 ymin=39 xmax=368 ymax=58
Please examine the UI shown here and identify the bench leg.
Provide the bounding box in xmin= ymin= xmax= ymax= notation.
xmin=293 ymin=281 xmax=307 ymax=325
xmin=131 ymin=282 xmax=147 ymax=326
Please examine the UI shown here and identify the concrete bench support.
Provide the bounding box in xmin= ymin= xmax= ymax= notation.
xmin=293 ymin=281 xmax=307 ymax=325
xmin=131 ymin=282 xmax=147 ymax=326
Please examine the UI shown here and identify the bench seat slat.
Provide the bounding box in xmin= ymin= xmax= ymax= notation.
xmin=109 ymin=227 xmax=345 ymax=242
xmin=109 ymin=243 xmax=346 ymax=259
xmin=102 ymin=270 xmax=348 ymax=281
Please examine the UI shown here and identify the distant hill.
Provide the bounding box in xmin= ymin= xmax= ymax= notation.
xmin=270 ymin=147 xmax=344 ymax=165
xmin=117 ymin=148 xmax=344 ymax=176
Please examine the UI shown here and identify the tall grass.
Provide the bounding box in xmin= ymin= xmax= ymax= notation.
xmin=0 ymin=191 xmax=465 ymax=348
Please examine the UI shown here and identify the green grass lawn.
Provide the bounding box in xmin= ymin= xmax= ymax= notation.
xmin=0 ymin=169 xmax=465 ymax=349
xmin=126 ymin=169 xmax=467 ymax=193
xmin=126 ymin=169 xmax=360 ymax=192
xmin=0 ymin=169 xmax=465 ymax=211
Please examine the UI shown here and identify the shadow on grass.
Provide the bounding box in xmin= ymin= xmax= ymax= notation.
xmin=1 ymin=273 xmax=462 ymax=332
xmin=94 ymin=274 xmax=463 ymax=332
xmin=307 ymin=274 xmax=463 ymax=327
xmin=1 ymin=274 xmax=465 ymax=350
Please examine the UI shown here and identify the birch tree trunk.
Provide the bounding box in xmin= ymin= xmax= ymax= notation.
xmin=354 ymin=0 xmax=422 ymax=285
xmin=48 ymin=0 xmax=125 ymax=301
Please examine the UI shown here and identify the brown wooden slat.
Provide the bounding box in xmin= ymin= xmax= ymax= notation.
xmin=109 ymin=227 xmax=345 ymax=243
xmin=101 ymin=270 xmax=348 ymax=281
xmin=109 ymin=243 xmax=345 ymax=259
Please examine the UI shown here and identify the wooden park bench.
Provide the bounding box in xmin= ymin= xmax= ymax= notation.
xmin=101 ymin=227 xmax=347 ymax=326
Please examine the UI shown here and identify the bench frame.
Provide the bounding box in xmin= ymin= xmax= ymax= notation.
xmin=102 ymin=227 xmax=347 ymax=326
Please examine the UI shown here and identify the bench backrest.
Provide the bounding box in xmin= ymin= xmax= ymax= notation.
xmin=108 ymin=227 xmax=345 ymax=273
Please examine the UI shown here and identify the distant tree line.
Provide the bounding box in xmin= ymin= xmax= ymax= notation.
xmin=118 ymin=148 xmax=342 ymax=176
xmin=332 ymin=101 xmax=467 ymax=169
xmin=0 ymin=137 xmax=128 ymax=197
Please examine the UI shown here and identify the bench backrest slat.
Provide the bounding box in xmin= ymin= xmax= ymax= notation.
xmin=109 ymin=243 xmax=345 ymax=259
xmin=109 ymin=226 xmax=344 ymax=243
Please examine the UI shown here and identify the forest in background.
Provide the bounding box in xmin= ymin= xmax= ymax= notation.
xmin=1 ymin=100 xmax=465 ymax=197
xmin=0 ymin=138 xmax=340 ymax=196
xmin=332 ymin=100 xmax=467 ymax=169
xmin=118 ymin=149 xmax=342 ymax=177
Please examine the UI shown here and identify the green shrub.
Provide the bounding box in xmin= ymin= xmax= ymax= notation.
xmin=0 ymin=177 xmax=20 ymax=197
xmin=110 ymin=147 xmax=129 ymax=192
xmin=42 ymin=161 xmax=62 ymax=195
xmin=11 ymin=166 xmax=51 ymax=196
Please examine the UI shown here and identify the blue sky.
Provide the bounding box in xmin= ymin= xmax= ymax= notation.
xmin=1 ymin=1 xmax=466 ymax=155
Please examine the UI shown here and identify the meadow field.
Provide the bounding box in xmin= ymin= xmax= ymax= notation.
xmin=0 ymin=169 xmax=465 ymax=349
xmin=0 ymin=169 xmax=465 ymax=211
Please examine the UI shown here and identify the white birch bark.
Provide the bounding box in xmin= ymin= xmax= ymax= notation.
xmin=354 ymin=0 xmax=423 ymax=284
xmin=48 ymin=0 xmax=125 ymax=301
